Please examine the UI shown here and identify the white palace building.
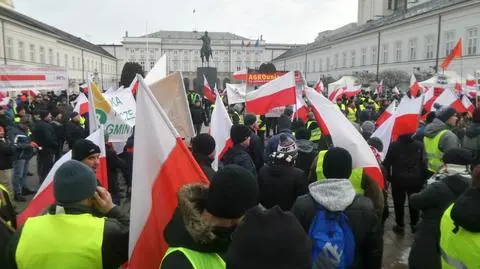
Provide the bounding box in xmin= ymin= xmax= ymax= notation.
xmin=272 ymin=0 xmax=480 ymax=85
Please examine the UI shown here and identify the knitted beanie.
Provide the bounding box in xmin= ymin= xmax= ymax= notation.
xmin=192 ymin=134 xmax=216 ymax=156
xmin=323 ymin=147 xmax=353 ymax=179
xmin=54 ymin=160 xmax=97 ymax=204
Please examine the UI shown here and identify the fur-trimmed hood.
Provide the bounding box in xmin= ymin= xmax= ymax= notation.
xmin=163 ymin=184 xmax=231 ymax=253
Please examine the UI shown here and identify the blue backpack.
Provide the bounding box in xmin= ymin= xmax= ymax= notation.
xmin=308 ymin=206 xmax=356 ymax=269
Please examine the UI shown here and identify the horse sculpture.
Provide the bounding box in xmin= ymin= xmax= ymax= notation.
xmin=199 ymin=31 xmax=212 ymax=67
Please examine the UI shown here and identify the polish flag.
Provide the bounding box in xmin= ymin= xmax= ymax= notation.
xmin=328 ymin=86 xmax=344 ymax=101
xmin=391 ymin=95 xmax=423 ymax=140
xmin=371 ymin=115 xmax=395 ymax=161
xmin=17 ymin=128 xmax=108 ymax=227
xmin=21 ymin=89 xmax=39 ymax=97
xmin=80 ymin=83 xmax=89 ymax=94
xmin=375 ymin=80 xmax=384 ymax=95
xmin=314 ymin=79 xmax=324 ymax=93
xmin=375 ymin=101 xmax=396 ymax=128
xmin=423 ymin=87 xmax=436 ymax=112
xmin=305 ymin=88 xmax=384 ymax=189
xmin=233 ymin=68 xmax=248 ymax=81
xmin=432 ymin=87 xmax=464 ymax=113
xmin=461 ymin=95 xmax=475 ymax=114
xmin=440 ymin=38 xmax=462 ymax=70
xmin=210 ymin=88 xmax=233 ymax=171
xmin=128 ymin=76 xmax=209 ymax=268
xmin=392 ymin=87 xmax=400 ymax=95
xmin=130 ymin=76 xmax=139 ymax=95
xmin=464 ymin=75 xmax=477 ymax=98
xmin=246 ymin=71 xmax=296 ymax=115
xmin=73 ymin=93 xmax=89 ymax=115
xmin=203 ymin=75 xmax=216 ymax=103
xmin=294 ymin=93 xmax=310 ymax=122
xmin=410 ymin=74 xmax=421 ymax=97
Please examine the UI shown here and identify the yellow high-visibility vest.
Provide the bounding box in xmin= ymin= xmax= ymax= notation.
xmin=347 ymin=107 xmax=357 ymax=122
xmin=162 ymin=247 xmax=225 ymax=269
xmin=306 ymin=120 xmax=321 ymax=142
xmin=424 ymin=130 xmax=449 ymax=173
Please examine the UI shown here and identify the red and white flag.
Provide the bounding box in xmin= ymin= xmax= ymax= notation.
xmin=203 ymin=75 xmax=216 ymax=103
xmin=328 ymin=86 xmax=344 ymax=101
xmin=17 ymin=128 xmax=107 ymax=226
xmin=129 ymin=76 xmax=140 ymax=95
xmin=432 ymin=87 xmax=464 ymax=113
xmin=461 ymin=95 xmax=474 ymax=114
xmin=128 ymin=76 xmax=209 ymax=268
xmin=210 ymin=88 xmax=233 ymax=171
xmin=410 ymin=74 xmax=421 ymax=97
xmin=246 ymin=71 xmax=296 ymax=114
xmin=391 ymin=95 xmax=423 ymax=140
xmin=305 ymin=88 xmax=384 ymax=189
xmin=73 ymin=93 xmax=89 ymax=115
xmin=80 ymin=83 xmax=89 ymax=93
xmin=375 ymin=80 xmax=384 ymax=95
xmin=314 ymin=79 xmax=324 ymax=93
xmin=21 ymin=89 xmax=39 ymax=97
xmin=233 ymin=68 xmax=248 ymax=81
xmin=375 ymin=101 xmax=396 ymax=128
xmin=440 ymin=38 xmax=462 ymax=70
xmin=392 ymin=87 xmax=400 ymax=95
xmin=371 ymin=115 xmax=395 ymax=161
xmin=294 ymin=93 xmax=310 ymax=122
xmin=464 ymin=75 xmax=477 ymax=98
xmin=423 ymin=87 xmax=436 ymax=112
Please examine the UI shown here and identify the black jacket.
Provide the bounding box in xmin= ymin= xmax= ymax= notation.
xmin=4 ymin=205 xmax=130 ymax=269
xmin=0 ymin=138 xmax=15 ymax=170
xmin=292 ymin=191 xmax=383 ymax=269
xmin=51 ymin=120 xmax=66 ymax=142
xmin=190 ymin=106 xmax=206 ymax=125
xmin=66 ymin=121 xmax=84 ymax=148
xmin=408 ymin=174 xmax=470 ymax=269
xmin=248 ymin=132 xmax=264 ymax=171
xmin=32 ymin=120 xmax=58 ymax=150
xmin=383 ymin=135 xmax=427 ymax=188
xmin=295 ymin=139 xmax=319 ymax=177
xmin=193 ymin=153 xmax=215 ymax=181
xmin=258 ymin=164 xmax=308 ymax=210
xmin=220 ymin=145 xmax=257 ymax=177
xmin=161 ymin=184 xmax=231 ymax=269
xmin=450 ymin=187 xmax=480 ymax=233
xmin=7 ymin=125 xmax=35 ymax=161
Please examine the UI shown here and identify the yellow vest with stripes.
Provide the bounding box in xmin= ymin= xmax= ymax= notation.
xmin=162 ymin=247 xmax=225 ymax=269
xmin=424 ymin=130 xmax=448 ymax=173
xmin=306 ymin=120 xmax=321 ymax=142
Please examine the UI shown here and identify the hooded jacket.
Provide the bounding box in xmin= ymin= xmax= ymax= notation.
xmin=292 ymin=179 xmax=383 ymax=269
xmin=221 ymin=145 xmax=257 ymax=177
xmin=408 ymin=171 xmax=471 ymax=269
xmin=161 ymin=184 xmax=232 ymax=269
xmin=450 ymin=187 xmax=480 ymax=233
xmin=295 ymin=139 xmax=319 ymax=176
xmin=193 ymin=152 xmax=215 ymax=181
xmin=257 ymin=163 xmax=308 ymax=211
xmin=424 ymin=118 xmax=459 ymax=153
xmin=462 ymin=122 xmax=480 ymax=163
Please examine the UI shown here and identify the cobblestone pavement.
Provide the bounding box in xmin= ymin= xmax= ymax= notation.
xmin=14 ymin=157 xmax=415 ymax=269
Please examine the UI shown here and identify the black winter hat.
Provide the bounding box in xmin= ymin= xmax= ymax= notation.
xmin=294 ymin=128 xmax=311 ymax=140
xmin=192 ymin=133 xmax=216 ymax=156
xmin=39 ymin=110 xmax=50 ymax=120
xmin=443 ymin=148 xmax=474 ymax=165
xmin=230 ymin=124 xmax=251 ymax=145
xmin=367 ymin=137 xmax=384 ymax=152
xmin=243 ymin=114 xmax=257 ymax=126
xmin=72 ymin=139 xmax=101 ymax=161
xmin=323 ymin=147 xmax=352 ymax=179
xmin=437 ymin=107 xmax=457 ymax=122
xmin=226 ymin=206 xmax=312 ymax=269
xmin=70 ymin=111 xmax=79 ymax=119
xmin=206 ymin=165 xmax=259 ymax=219
xmin=54 ymin=160 xmax=97 ymax=204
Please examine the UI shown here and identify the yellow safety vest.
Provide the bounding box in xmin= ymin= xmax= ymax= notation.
xmin=306 ymin=120 xmax=321 ymax=142
xmin=337 ymin=104 xmax=346 ymax=111
xmin=257 ymin=115 xmax=266 ymax=131
xmin=79 ymin=116 xmax=86 ymax=129
xmin=315 ymin=150 xmax=364 ymax=194
xmin=162 ymin=247 xmax=225 ymax=269
xmin=424 ymin=130 xmax=448 ymax=173
xmin=440 ymin=204 xmax=480 ymax=269
xmin=231 ymin=111 xmax=243 ymax=124
xmin=359 ymin=104 xmax=366 ymax=111
xmin=373 ymin=103 xmax=380 ymax=111
xmin=14 ymin=117 xmax=21 ymax=123
xmin=347 ymin=107 xmax=357 ymax=122
xmin=16 ymin=214 xmax=104 ymax=269
xmin=0 ymin=184 xmax=12 ymax=228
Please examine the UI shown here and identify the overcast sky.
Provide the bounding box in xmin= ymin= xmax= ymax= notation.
xmin=14 ymin=0 xmax=357 ymax=45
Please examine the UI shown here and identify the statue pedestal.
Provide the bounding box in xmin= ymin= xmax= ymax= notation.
xmin=196 ymin=67 xmax=217 ymax=94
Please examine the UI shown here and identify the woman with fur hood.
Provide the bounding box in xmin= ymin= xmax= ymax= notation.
xmin=160 ymin=165 xmax=259 ymax=269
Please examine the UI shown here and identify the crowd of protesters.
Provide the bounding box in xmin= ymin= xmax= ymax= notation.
xmin=0 ymin=84 xmax=480 ymax=269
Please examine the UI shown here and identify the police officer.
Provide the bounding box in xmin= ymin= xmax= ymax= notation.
xmin=4 ymin=160 xmax=129 ymax=269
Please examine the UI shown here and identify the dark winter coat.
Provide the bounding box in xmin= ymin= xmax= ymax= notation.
xmin=257 ymin=164 xmax=308 ymax=211
xmin=248 ymin=132 xmax=264 ymax=171
xmin=295 ymin=139 xmax=319 ymax=176
xmin=383 ymin=135 xmax=428 ymax=188
xmin=190 ymin=106 xmax=206 ymax=125
xmin=221 ymin=144 xmax=257 ymax=177
xmin=0 ymin=138 xmax=15 ymax=170
xmin=161 ymin=184 xmax=232 ymax=269
xmin=31 ymin=120 xmax=58 ymax=150
xmin=51 ymin=120 xmax=66 ymax=143
xmin=292 ymin=180 xmax=383 ymax=269
xmin=7 ymin=125 xmax=34 ymax=160
xmin=450 ymin=187 xmax=480 ymax=232
xmin=193 ymin=152 xmax=215 ymax=181
xmin=408 ymin=173 xmax=470 ymax=269
xmin=66 ymin=121 xmax=85 ymax=148
xmin=4 ymin=205 xmax=130 ymax=269
xmin=462 ymin=122 xmax=480 ymax=164
xmin=277 ymin=114 xmax=292 ymax=132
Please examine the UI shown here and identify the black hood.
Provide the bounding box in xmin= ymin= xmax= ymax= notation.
xmin=193 ymin=152 xmax=213 ymax=167
xmin=465 ymin=122 xmax=480 ymax=138
xmin=451 ymin=188 xmax=480 ymax=233
xmin=221 ymin=145 xmax=247 ymax=163
xmin=443 ymin=174 xmax=471 ymax=196
xmin=164 ymin=184 xmax=231 ymax=253
xmin=296 ymin=139 xmax=315 ymax=154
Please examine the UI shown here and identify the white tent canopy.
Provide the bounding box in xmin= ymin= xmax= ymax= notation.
xmin=419 ymin=71 xmax=462 ymax=87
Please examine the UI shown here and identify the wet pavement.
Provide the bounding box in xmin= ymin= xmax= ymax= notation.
xmin=14 ymin=157 xmax=415 ymax=269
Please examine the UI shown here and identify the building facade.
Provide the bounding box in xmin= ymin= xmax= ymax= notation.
xmin=0 ymin=4 xmax=118 ymax=92
xmin=273 ymin=0 xmax=480 ymax=85
xmin=115 ymin=31 xmax=295 ymax=90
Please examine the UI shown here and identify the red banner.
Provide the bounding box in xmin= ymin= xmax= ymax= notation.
xmin=247 ymin=71 xmax=303 ymax=85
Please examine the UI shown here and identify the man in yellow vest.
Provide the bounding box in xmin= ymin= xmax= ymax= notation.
xmin=4 ymin=160 xmax=130 ymax=269
xmin=439 ymin=181 xmax=480 ymax=269
xmin=13 ymin=105 xmax=26 ymax=124
xmin=346 ymin=102 xmax=357 ymax=123
xmin=305 ymin=112 xmax=321 ymax=143
xmin=161 ymin=165 xmax=259 ymax=269
xmin=424 ymin=107 xmax=459 ymax=177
